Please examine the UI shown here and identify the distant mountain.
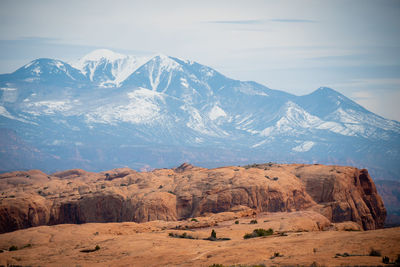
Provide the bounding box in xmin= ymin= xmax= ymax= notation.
xmin=0 ymin=49 xmax=399 ymax=183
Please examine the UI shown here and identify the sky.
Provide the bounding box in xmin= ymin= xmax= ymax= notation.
xmin=0 ymin=0 xmax=399 ymax=121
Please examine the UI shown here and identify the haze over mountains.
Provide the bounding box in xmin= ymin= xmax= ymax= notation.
xmin=0 ymin=49 xmax=399 ymax=182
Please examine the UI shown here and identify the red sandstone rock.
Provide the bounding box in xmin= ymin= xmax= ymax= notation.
xmin=0 ymin=163 xmax=386 ymax=233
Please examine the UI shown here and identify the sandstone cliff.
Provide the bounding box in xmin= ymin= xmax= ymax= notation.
xmin=0 ymin=163 xmax=386 ymax=233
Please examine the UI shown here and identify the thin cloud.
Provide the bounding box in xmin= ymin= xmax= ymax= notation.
xmin=206 ymin=19 xmax=264 ymax=25
xmin=270 ymin=19 xmax=316 ymax=23
xmin=206 ymin=19 xmax=316 ymax=25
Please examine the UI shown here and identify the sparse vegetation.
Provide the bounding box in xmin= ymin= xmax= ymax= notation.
xmin=211 ymin=229 xmax=216 ymax=239
xmin=235 ymin=220 xmax=239 ymax=224
xmin=244 ymin=228 xmax=273 ymax=239
xmin=168 ymin=232 xmax=196 ymax=239
xmin=159 ymin=185 xmax=163 ymax=189
xmin=203 ymin=229 xmax=231 ymax=241
xmin=120 ymin=183 xmax=127 ymax=186
xmin=191 ymin=218 xmax=198 ymax=222
xmin=382 ymin=256 xmax=390 ymax=264
xmin=369 ymin=248 xmax=381 ymax=256
xmin=344 ymin=228 xmax=360 ymax=231
xmin=9 ymin=245 xmax=18 ymax=251
xmin=250 ymin=219 xmax=258 ymax=224
xmin=80 ymin=245 xmax=100 ymax=253
xmin=396 ymin=254 xmax=400 ymax=264
xmin=335 ymin=252 xmax=350 ymax=257
xmin=270 ymin=252 xmax=283 ymax=259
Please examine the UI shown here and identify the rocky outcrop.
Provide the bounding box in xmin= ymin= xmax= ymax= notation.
xmin=0 ymin=163 xmax=386 ymax=233
xmin=288 ymin=165 xmax=386 ymax=229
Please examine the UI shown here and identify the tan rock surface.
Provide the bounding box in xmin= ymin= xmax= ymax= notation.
xmin=0 ymin=212 xmax=398 ymax=267
xmin=0 ymin=163 xmax=386 ymax=233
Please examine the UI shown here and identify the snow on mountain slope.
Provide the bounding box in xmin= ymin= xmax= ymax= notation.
xmin=5 ymin=58 xmax=87 ymax=84
xmin=0 ymin=49 xmax=399 ymax=179
xmin=85 ymin=87 xmax=165 ymax=125
xmin=259 ymin=101 xmax=323 ymax=137
xmin=72 ymin=49 xmax=150 ymax=87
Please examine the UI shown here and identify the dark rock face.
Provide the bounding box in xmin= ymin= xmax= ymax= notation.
xmin=0 ymin=164 xmax=386 ymax=233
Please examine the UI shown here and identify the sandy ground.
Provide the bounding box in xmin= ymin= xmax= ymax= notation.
xmin=0 ymin=212 xmax=399 ymax=267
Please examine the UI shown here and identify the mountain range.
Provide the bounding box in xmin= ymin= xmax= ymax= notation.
xmin=1 ymin=49 xmax=399 ymax=182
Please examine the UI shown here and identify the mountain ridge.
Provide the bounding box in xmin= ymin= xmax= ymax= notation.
xmin=0 ymin=49 xmax=399 ymax=184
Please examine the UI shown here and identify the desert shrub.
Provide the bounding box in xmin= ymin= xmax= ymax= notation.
xmin=9 ymin=245 xmax=18 ymax=251
xmin=209 ymin=264 xmax=224 ymax=267
xmin=191 ymin=218 xmax=198 ymax=222
xmin=272 ymin=177 xmax=279 ymax=181
xmin=250 ymin=219 xmax=258 ymax=224
xmin=159 ymin=185 xmax=163 ymax=189
xmin=235 ymin=220 xmax=239 ymax=224
xmin=382 ymin=256 xmax=390 ymax=264
xmin=396 ymin=254 xmax=400 ymax=264
xmin=204 ymin=229 xmax=230 ymax=241
xmin=369 ymin=248 xmax=381 ymax=256
xmin=168 ymin=190 xmax=176 ymax=195
xmin=335 ymin=252 xmax=350 ymax=257
xmin=211 ymin=229 xmax=216 ymax=239
xmin=270 ymin=252 xmax=283 ymax=259
xmin=120 ymin=183 xmax=127 ymax=186
xmin=243 ymin=228 xmax=273 ymax=239
xmin=168 ymin=232 xmax=196 ymax=239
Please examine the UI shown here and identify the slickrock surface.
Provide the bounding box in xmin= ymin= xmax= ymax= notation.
xmin=0 ymin=212 xmax=398 ymax=267
xmin=0 ymin=163 xmax=386 ymax=233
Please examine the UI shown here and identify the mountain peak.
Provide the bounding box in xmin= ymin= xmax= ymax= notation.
xmin=79 ymin=49 xmax=127 ymax=62
xmin=313 ymin=87 xmax=341 ymax=95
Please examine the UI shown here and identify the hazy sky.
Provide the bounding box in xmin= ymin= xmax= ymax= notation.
xmin=1 ymin=0 xmax=399 ymax=120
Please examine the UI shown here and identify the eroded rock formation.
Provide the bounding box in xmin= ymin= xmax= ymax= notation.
xmin=0 ymin=163 xmax=386 ymax=233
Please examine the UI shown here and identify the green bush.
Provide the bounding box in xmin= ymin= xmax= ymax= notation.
xmin=244 ymin=228 xmax=274 ymax=239
xmin=191 ymin=218 xmax=198 ymax=222
xmin=235 ymin=220 xmax=239 ymax=224
xmin=250 ymin=219 xmax=258 ymax=224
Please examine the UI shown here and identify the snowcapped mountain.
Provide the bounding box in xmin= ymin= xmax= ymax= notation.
xmin=0 ymin=49 xmax=399 ymax=182
xmin=72 ymin=49 xmax=149 ymax=87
